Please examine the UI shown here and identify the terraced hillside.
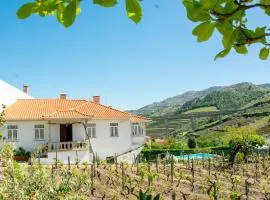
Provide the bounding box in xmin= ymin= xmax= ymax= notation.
xmin=145 ymin=85 xmax=270 ymax=145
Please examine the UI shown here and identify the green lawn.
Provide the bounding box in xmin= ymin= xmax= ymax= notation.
xmin=184 ymin=106 xmax=218 ymax=114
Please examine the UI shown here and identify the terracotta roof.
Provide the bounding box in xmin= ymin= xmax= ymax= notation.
xmin=129 ymin=114 xmax=151 ymax=123
xmin=4 ymin=99 xmax=150 ymax=122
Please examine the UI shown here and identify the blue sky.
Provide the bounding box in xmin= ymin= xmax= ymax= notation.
xmin=1 ymin=0 xmax=270 ymax=110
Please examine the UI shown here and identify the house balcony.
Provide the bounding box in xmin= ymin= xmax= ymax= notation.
xmin=48 ymin=140 xmax=89 ymax=152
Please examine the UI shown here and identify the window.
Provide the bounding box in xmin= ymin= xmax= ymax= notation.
xmin=87 ymin=123 xmax=96 ymax=138
xmin=110 ymin=123 xmax=118 ymax=137
xmin=35 ymin=124 xmax=45 ymax=140
xmin=7 ymin=125 xmax=18 ymax=141
xmin=132 ymin=123 xmax=138 ymax=136
xmin=132 ymin=123 xmax=144 ymax=137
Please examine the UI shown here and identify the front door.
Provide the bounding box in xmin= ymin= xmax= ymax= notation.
xmin=60 ymin=124 xmax=73 ymax=142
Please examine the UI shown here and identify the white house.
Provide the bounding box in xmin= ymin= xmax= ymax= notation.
xmin=0 ymin=80 xmax=33 ymax=111
xmin=2 ymin=94 xmax=150 ymax=164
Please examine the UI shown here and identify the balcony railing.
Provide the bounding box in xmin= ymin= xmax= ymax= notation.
xmin=48 ymin=140 xmax=89 ymax=152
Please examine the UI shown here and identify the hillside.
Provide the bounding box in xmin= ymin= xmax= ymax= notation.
xmin=143 ymin=83 xmax=270 ymax=143
xmin=258 ymin=83 xmax=270 ymax=89
xmin=128 ymin=89 xmax=220 ymax=116
xmin=180 ymin=82 xmax=269 ymax=112
xmin=131 ymin=82 xmax=270 ymax=117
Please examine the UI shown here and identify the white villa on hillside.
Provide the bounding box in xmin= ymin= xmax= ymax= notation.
xmin=0 ymin=80 xmax=32 ymax=111
xmin=1 ymin=81 xmax=149 ymax=164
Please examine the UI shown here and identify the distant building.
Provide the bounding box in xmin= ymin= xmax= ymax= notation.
xmin=0 ymin=80 xmax=32 ymax=111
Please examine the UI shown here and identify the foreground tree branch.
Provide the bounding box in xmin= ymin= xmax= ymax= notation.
xmin=16 ymin=0 xmax=270 ymax=60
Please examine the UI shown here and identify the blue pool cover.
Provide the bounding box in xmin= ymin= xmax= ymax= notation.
xmin=174 ymin=153 xmax=214 ymax=160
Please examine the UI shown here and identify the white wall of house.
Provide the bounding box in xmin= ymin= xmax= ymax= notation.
xmin=1 ymin=119 xmax=146 ymax=163
xmin=87 ymin=119 xmax=133 ymax=159
xmin=1 ymin=121 xmax=48 ymax=152
xmin=117 ymin=146 xmax=144 ymax=163
xmin=40 ymin=150 xmax=90 ymax=164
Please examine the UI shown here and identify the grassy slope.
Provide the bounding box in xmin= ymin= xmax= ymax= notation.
xmin=184 ymin=106 xmax=218 ymax=114
xmin=192 ymin=97 xmax=270 ymax=147
xmin=147 ymin=92 xmax=270 ymax=147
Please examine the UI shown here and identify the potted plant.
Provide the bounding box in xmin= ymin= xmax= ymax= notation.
xmin=14 ymin=147 xmax=30 ymax=162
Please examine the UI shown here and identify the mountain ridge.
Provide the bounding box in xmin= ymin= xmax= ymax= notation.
xmin=130 ymin=82 xmax=270 ymax=117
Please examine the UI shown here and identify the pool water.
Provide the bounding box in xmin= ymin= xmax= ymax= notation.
xmin=174 ymin=153 xmax=214 ymax=160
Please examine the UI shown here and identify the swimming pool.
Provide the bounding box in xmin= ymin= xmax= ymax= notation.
xmin=174 ymin=153 xmax=214 ymax=160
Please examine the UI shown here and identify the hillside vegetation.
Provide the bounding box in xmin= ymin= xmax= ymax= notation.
xmin=184 ymin=106 xmax=218 ymax=114
xmin=129 ymin=86 xmax=223 ymax=116
xmin=141 ymin=82 xmax=270 ymax=148
xmin=131 ymin=82 xmax=270 ymax=117
xmin=180 ymin=83 xmax=268 ymax=112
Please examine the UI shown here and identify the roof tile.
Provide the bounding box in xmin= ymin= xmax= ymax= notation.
xmin=4 ymin=99 xmax=150 ymax=122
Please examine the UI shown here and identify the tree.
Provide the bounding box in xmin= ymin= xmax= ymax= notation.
xmin=16 ymin=0 xmax=142 ymax=28
xmin=16 ymin=0 xmax=270 ymax=60
xmin=182 ymin=0 xmax=270 ymax=60
xmin=187 ymin=136 xmax=197 ymax=149
xmin=226 ymin=127 xmax=265 ymax=167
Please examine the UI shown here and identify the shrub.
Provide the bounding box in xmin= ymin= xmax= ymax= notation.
xmin=236 ymin=152 xmax=244 ymax=163
xmin=14 ymin=147 xmax=30 ymax=157
xmin=187 ymin=137 xmax=196 ymax=149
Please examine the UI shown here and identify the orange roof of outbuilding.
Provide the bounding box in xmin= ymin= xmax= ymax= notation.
xmin=4 ymin=99 xmax=151 ymax=122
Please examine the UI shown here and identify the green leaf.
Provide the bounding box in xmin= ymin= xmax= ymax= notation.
xmin=223 ymin=1 xmax=237 ymax=13
xmin=125 ymin=0 xmax=142 ymax=24
xmin=183 ymin=0 xmax=210 ymax=22
xmin=254 ymin=27 xmax=266 ymax=38
xmin=44 ymin=0 xmax=57 ymax=11
xmin=146 ymin=195 xmax=152 ymax=200
xmin=139 ymin=190 xmax=145 ymax=200
xmin=216 ymin=21 xmax=233 ymax=35
xmin=201 ymin=0 xmax=218 ymax=9
xmin=229 ymin=10 xmax=245 ymax=21
xmin=265 ymin=8 xmax=270 ymax=15
xmin=259 ymin=47 xmax=269 ymax=60
xmin=62 ymin=0 xmax=78 ymax=28
xmin=221 ymin=28 xmax=240 ymax=49
xmin=56 ymin=4 xmax=64 ymax=24
xmin=192 ymin=21 xmax=215 ymax=42
xmin=93 ymin=0 xmax=117 ymax=7
xmin=153 ymin=194 xmax=161 ymax=200
xmin=214 ymin=48 xmax=231 ymax=60
xmin=17 ymin=3 xmax=36 ymax=19
xmin=234 ymin=45 xmax=248 ymax=55
xmin=260 ymin=0 xmax=270 ymax=15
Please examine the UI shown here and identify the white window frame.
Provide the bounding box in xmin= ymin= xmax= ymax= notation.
xmin=110 ymin=123 xmax=119 ymax=137
xmin=7 ymin=125 xmax=18 ymax=141
xmin=132 ymin=123 xmax=144 ymax=137
xmin=87 ymin=124 xmax=96 ymax=138
xmin=34 ymin=124 xmax=45 ymax=140
xmin=132 ymin=123 xmax=138 ymax=137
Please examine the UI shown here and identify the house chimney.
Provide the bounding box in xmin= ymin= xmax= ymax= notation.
xmin=60 ymin=93 xmax=67 ymax=100
xmin=23 ymin=85 xmax=29 ymax=94
xmin=93 ymin=96 xmax=100 ymax=104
